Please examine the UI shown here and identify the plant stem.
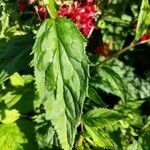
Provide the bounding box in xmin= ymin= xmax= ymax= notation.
xmin=75 ymin=135 xmax=84 ymax=148
xmin=91 ymin=39 xmax=150 ymax=68
xmin=45 ymin=0 xmax=56 ymax=19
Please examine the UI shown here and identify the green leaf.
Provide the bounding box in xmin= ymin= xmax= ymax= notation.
xmin=75 ymin=135 xmax=90 ymax=150
xmin=83 ymin=108 xmax=126 ymax=128
xmin=35 ymin=115 xmax=59 ymax=149
xmin=10 ymin=72 xmax=24 ymax=87
xmin=92 ymin=66 xmax=127 ymax=102
xmin=88 ymin=87 xmax=106 ymax=107
xmin=0 ymin=123 xmax=27 ymax=150
xmin=0 ymin=74 xmax=37 ymax=114
xmin=97 ymin=0 xmax=132 ymax=50
xmin=0 ymin=109 xmax=20 ymax=124
xmin=0 ymin=35 xmax=33 ymax=84
xmin=135 ymin=0 xmax=150 ymax=41
xmin=33 ymin=18 xmax=89 ymax=150
xmin=0 ymin=4 xmax=9 ymax=37
xmin=138 ymin=132 xmax=150 ymax=150
xmin=0 ymin=91 xmax=22 ymax=108
xmin=84 ymin=124 xmax=115 ymax=149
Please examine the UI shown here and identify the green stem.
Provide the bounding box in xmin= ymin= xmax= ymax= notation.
xmin=45 ymin=0 xmax=56 ymax=19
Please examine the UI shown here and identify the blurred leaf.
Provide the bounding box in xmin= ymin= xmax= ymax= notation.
xmin=0 ymin=123 xmax=27 ymax=150
xmin=0 ymin=109 xmax=20 ymax=124
xmin=10 ymin=73 xmax=24 ymax=87
xmin=126 ymin=140 xmax=139 ymax=150
xmin=11 ymin=85 xmax=36 ymax=114
xmin=16 ymin=119 xmax=38 ymax=149
xmin=138 ymin=132 xmax=150 ymax=150
xmin=0 ymin=35 xmax=34 ymax=84
xmin=0 ymin=74 xmax=37 ymax=113
xmin=143 ymin=116 xmax=150 ymax=130
xmin=75 ymin=135 xmax=90 ymax=150
xmin=0 ymin=3 xmax=9 ymax=37
xmin=0 ymin=92 xmax=22 ymax=108
xmin=98 ymin=0 xmax=132 ymax=50
xmin=107 ymin=59 xmax=150 ymax=100
xmin=135 ymin=0 xmax=150 ymax=41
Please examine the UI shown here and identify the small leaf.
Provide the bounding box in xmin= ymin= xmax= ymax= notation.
xmin=0 ymin=92 xmax=22 ymax=108
xmin=0 ymin=123 xmax=27 ymax=150
xmin=0 ymin=3 xmax=9 ymax=37
xmin=88 ymin=87 xmax=106 ymax=107
xmin=84 ymin=124 xmax=115 ymax=149
xmin=135 ymin=0 xmax=150 ymax=41
xmin=0 ymin=109 xmax=20 ymax=124
xmin=92 ymin=66 xmax=127 ymax=102
xmin=10 ymin=73 xmax=24 ymax=87
xmin=33 ymin=18 xmax=89 ymax=150
xmin=83 ymin=108 xmax=126 ymax=128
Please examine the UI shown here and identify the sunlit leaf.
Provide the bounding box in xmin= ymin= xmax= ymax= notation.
xmin=0 ymin=123 xmax=27 ymax=150
xmin=0 ymin=109 xmax=20 ymax=124
xmin=33 ymin=18 xmax=89 ymax=150
xmin=135 ymin=0 xmax=150 ymax=41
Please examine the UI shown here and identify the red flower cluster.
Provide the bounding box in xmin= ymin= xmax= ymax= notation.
xmin=57 ymin=0 xmax=98 ymax=37
xmin=35 ymin=5 xmax=48 ymax=20
xmin=18 ymin=0 xmax=29 ymax=12
xmin=18 ymin=0 xmax=48 ymax=20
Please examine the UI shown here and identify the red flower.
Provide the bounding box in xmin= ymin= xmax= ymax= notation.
xmin=36 ymin=6 xmax=48 ymax=20
xmin=18 ymin=0 xmax=48 ymax=20
xmin=18 ymin=0 xmax=29 ymax=12
xmin=57 ymin=0 xmax=98 ymax=37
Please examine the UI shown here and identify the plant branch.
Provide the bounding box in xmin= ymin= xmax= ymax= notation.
xmin=91 ymin=39 xmax=150 ymax=68
xmin=43 ymin=0 xmax=56 ymax=19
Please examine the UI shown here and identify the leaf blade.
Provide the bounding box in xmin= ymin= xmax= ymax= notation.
xmin=83 ymin=108 xmax=126 ymax=128
xmin=135 ymin=0 xmax=150 ymax=41
xmin=33 ymin=18 xmax=89 ymax=150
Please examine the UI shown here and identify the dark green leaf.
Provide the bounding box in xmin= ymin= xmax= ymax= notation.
xmin=83 ymin=108 xmax=126 ymax=128
xmin=91 ymin=66 xmax=127 ymax=102
xmin=33 ymin=18 xmax=89 ymax=150
xmin=88 ymin=87 xmax=106 ymax=107
xmin=0 ymin=35 xmax=34 ymax=83
xmin=35 ymin=116 xmax=59 ymax=149
xmin=16 ymin=119 xmax=38 ymax=150
xmin=138 ymin=132 xmax=150 ymax=150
